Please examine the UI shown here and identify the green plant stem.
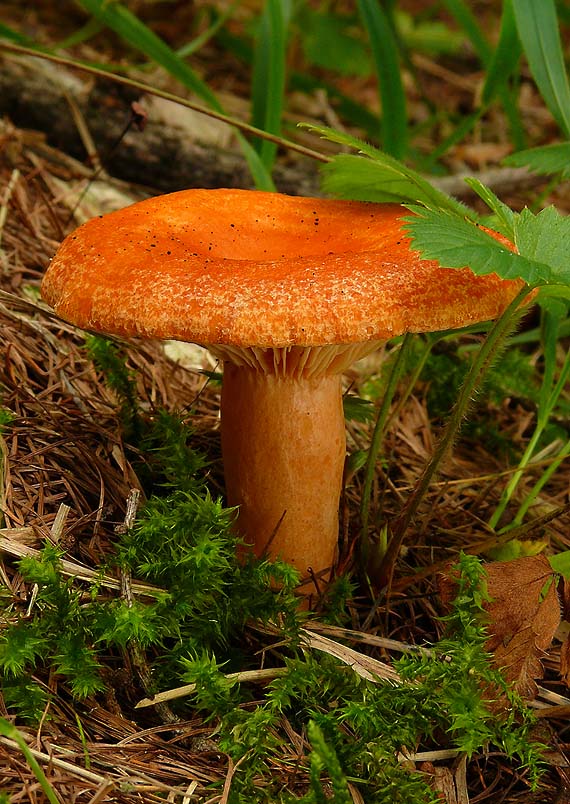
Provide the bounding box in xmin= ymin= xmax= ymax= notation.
xmin=512 ymin=440 xmax=570 ymax=526
xmin=386 ymin=333 xmax=442 ymax=427
xmin=0 ymin=719 xmax=62 ymax=804
xmin=360 ymin=334 xmax=413 ymax=545
xmin=378 ymin=286 xmax=533 ymax=587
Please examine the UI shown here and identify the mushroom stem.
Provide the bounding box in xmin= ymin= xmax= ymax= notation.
xmin=220 ymin=362 xmax=346 ymax=581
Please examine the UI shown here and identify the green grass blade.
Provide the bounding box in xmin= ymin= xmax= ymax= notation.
xmin=443 ymin=0 xmax=525 ymax=149
xmin=356 ymin=0 xmax=408 ymax=158
xmin=56 ymin=18 xmax=104 ymax=50
xmin=463 ymin=178 xmax=515 ymax=238
xmin=251 ymin=0 xmax=290 ymax=170
xmin=482 ymin=0 xmax=521 ymax=106
xmin=177 ymin=0 xmax=240 ymax=58
xmin=441 ymin=0 xmax=491 ymax=62
xmin=0 ymin=719 xmax=61 ymax=804
xmin=76 ymin=0 xmax=220 ymax=108
xmin=75 ymin=0 xmax=275 ymax=190
xmin=426 ymin=109 xmax=483 ymax=165
xmin=538 ymin=298 xmax=566 ymax=416
xmin=0 ymin=22 xmax=33 ymax=44
xmin=512 ymin=0 xmax=570 ymax=137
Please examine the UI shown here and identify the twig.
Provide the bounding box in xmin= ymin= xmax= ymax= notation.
xmin=49 ymin=502 xmax=70 ymax=544
xmin=299 ymin=628 xmax=401 ymax=683
xmin=304 ymin=621 xmax=432 ymax=656
xmin=135 ymin=667 xmax=288 ymax=709
xmin=0 ymin=42 xmax=329 ymax=165
xmin=0 ymin=735 xmax=110 ymax=786
xmin=0 ymin=530 xmax=163 ymax=598
xmin=434 ymin=165 xmax=544 ymax=200
xmin=398 ymin=747 xmax=462 ymax=763
xmin=0 ymin=168 xmax=20 ymax=249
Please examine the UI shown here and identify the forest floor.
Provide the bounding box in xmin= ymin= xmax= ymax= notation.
xmin=2 ymin=2 xmax=570 ymax=802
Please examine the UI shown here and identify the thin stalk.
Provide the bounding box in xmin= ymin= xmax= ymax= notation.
xmin=0 ymin=719 xmax=62 ymax=804
xmin=489 ymin=345 xmax=570 ymax=529
xmin=0 ymin=41 xmax=329 ymax=165
xmin=360 ymin=334 xmax=413 ymax=543
xmin=512 ymin=440 xmax=570 ymax=526
xmin=386 ymin=333 xmax=442 ymax=427
xmin=378 ymin=286 xmax=533 ymax=586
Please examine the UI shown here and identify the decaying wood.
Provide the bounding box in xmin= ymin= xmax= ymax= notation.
xmin=0 ymin=52 xmax=321 ymax=196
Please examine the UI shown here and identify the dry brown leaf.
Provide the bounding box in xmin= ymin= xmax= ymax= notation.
xmin=484 ymin=555 xmax=560 ymax=698
xmin=441 ymin=555 xmax=560 ymax=698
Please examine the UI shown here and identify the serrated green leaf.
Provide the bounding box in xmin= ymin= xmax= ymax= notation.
xmin=343 ymin=395 xmax=375 ymax=424
xmin=404 ymin=207 xmax=552 ymax=284
xmin=548 ymin=551 xmax=570 ymax=579
xmin=320 ymin=153 xmax=467 ymax=214
xmin=514 ymin=206 xmax=570 ymax=284
xmin=305 ymin=130 xmax=468 ymax=215
xmin=504 ymin=143 xmax=570 ymax=179
xmin=538 ymin=285 xmax=570 ymax=303
xmin=320 ymin=154 xmax=420 ymax=204
xmin=463 ymin=178 xmax=515 ymax=238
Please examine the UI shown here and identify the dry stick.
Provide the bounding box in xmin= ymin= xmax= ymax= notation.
xmin=378 ymin=286 xmax=534 ymax=590
xmin=0 ymin=735 xmax=107 ymax=787
xmin=136 ymin=667 xmax=287 ymax=709
xmin=136 ymin=626 xmax=403 ymax=709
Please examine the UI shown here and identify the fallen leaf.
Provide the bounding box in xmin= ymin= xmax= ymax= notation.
xmin=484 ymin=555 xmax=560 ymax=697
xmin=441 ymin=555 xmax=560 ymax=698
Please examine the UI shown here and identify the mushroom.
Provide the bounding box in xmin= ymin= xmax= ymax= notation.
xmin=41 ymin=189 xmax=524 ymax=586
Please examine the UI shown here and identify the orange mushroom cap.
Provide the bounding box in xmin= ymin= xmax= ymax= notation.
xmin=42 ymin=189 xmax=523 ymax=348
